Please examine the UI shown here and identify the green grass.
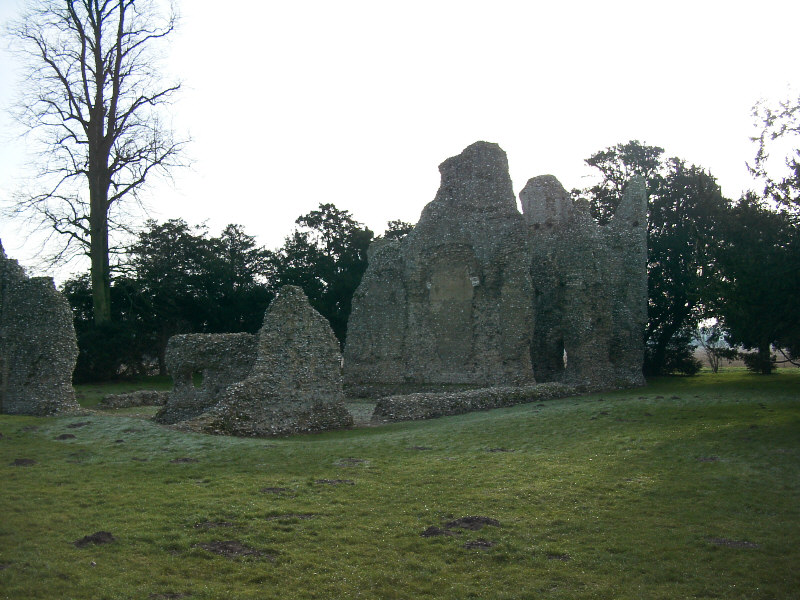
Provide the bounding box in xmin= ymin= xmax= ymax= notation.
xmin=1 ymin=371 xmax=798 ymax=599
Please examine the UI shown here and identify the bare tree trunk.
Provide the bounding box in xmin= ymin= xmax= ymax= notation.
xmin=90 ymin=201 xmax=111 ymax=324
xmin=9 ymin=1 xmax=185 ymax=326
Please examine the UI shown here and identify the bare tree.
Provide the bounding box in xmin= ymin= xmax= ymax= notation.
xmin=7 ymin=0 xmax=187 ymax=324
xmin=693 ymin=323 xmax=738 ymax=374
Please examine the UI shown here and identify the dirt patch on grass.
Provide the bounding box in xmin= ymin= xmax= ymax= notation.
xmin=485 ymin=448 xmax=514 ymax=453
xmin=74 ymin=531 xmax=115 ymax=548
xmin=21 ymin=425 xmax=39 ymax=432
xmin=131 ymin=457 xmax=149 ymax=462
xmin=444 ymin=516 xmax=500 ymax=531
xmin=421 ymin=526 xmax=459 ymax=537
xmin=266 ymin=513 xmax=315 ymax=521
xmin=260 ymin=487 xmax=288 ymax=494
xmin=56 ymin=433 xmax=76 ymax=440
xmin=149 ymin=593 xmax=191 ymax=599
xmin=464 ymin=539 xmax=496 ymax=550
xmin=697 ymin=456 xmax=720 ymax=462
xmin=194 ymin=521 xmax=234 ymax=529
xmin=194 ymin=540 xmax=272 ymax=560
xmin=409 ymin=446 xmax=432 ymax=451
xmin=170 ymin=458 xmax=199 ymax=464
xmin=707 ymin=537 xmax=759 ymax=548
xmin=67 ymin=421 xmax=92 ymax=429
xmin=315 ymin=479 xmax=354 ymax=485
xmin=547 ymin=552 xmax=571 ymax=561
xmin=10 ymin=458 xmax=36 ymax=466
xmin=422 ymin=516 xmax=500 ymax=538
xmin=0 ymin=564 xmax=9 ymax=570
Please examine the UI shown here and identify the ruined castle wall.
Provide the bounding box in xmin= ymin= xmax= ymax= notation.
xmin=606 ymin=178 xmax=648 ymax=386
xmin=154 ymin=332 xmax=257 ymax=424
xmin=344 ymin=241 xmax=408 ymax=389
xmin=0 ymin=244 xmax=79 ymax=415
xmin=344 ymin=142 xmax=535 ymax=392
xmin=197 ymin=286 xmax=353 ymax=436
xmin=521 ymin=175 xmax=647 ymax=388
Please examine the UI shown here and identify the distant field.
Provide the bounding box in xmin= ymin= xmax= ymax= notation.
xmin=2 ymin=371 xmax=798 ymax=599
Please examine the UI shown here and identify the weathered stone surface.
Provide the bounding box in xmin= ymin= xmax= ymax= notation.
xmin=154 ymin=333 xmax=257 ymax=424
xmin=0 ymin=242 xmax=79 ymax=415
xmin=522 ymin=175 xmax=647 ymax=388
xmin=345 ymin=142 xmax=647 ymax=398
xmin=371 ymin=382 xmax=579 ymax=423
xmin=344 ymin=141 xmax=535 ymax=393
xmin=196 ymin=286 xmax=352 ymax=436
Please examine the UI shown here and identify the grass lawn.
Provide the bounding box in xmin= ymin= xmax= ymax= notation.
xmin=1 ymin=370 xmax=798 ymax=599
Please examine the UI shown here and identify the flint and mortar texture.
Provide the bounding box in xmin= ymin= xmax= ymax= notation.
xmin=345 ymin=142 xmax=647 ymax=395
xmin=371 ymin=382 xmax=579 ymax=423
xmin=521 ymin=175 xmax=647 ymax=388
xmin=196 ymin=285 xmax=353 ymax=436
xmin=0 ymin=242 xmax=79 ymax=415
xmin=344 ymin=141 xmax=535 ymax=393
xmin=154 ymin=332 xmax=257 ymax=424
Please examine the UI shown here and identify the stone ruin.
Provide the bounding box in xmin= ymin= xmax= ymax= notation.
xmin=343 ymin=141 xmax=647 ymax=394
xmin=160 ymin=286 xmax=353 ymax=436
xmin=154 ymin=333 xmax=257 ymax=424
xmin=522 ymin=175 xmax=647 ymax=388
xmin=0 ymin=241 xmax=79 ymax=415
xmin=344 ymin=141 xmax=534 ymax=394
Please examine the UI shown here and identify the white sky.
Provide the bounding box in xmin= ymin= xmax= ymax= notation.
xmin=0 ymin=0 xmax=797 ymax=278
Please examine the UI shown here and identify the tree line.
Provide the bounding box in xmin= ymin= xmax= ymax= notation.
xmin=7 ymin=1 xmax=798 ymax=381
xmin=61 ymin=126 xmax=799 ymax=382
xmin=62 ymin=205 xmax=406 ymax=381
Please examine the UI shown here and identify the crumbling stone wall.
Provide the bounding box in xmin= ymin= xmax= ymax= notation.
xmin=0 ymin=242 xmax=79 ymax=415
xmin=371 ymin=382 xmax=579 ymax=423
xmin=154 ymin=333 xmax=257 ymax=424
xmin=344 ymin=142 xmax=647 ymax=395
xmin=344 ymin=141 xmax=535 ymax=394
xmin=196 ymin=286 xmax=353 ymax=436
xmin=521 ymin=175 xmax=647 ymax=388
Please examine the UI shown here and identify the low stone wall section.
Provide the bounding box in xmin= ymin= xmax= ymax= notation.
xmin=154 ymin=333 xmax=257 ymax=424
xmin=1 ymin=243 xmax=79 ymax=415
xmin=371 ymin=382 xmax=581 ymax=423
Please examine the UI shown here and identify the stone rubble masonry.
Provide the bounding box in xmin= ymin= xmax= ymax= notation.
xmin=372 ymin=382 xmax=580 ymax=423
xmin=0 ymin=242 xmax=79 ymax=415
xmin=185 ymin=286 xmax=353 ymax=437
xmin=154 ymin=332 xmax=257 ymax=424
xmin=521 ymin=174 xmax=647 ymax=388
xmin=344 ymin=141 xmax=535 ymax=394
xmin=344 ymin=141 xmax=648 ymax=394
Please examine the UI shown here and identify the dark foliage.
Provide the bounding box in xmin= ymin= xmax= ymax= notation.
xmin=62 ymin=220 xmax=272 ymax=380
xmin=713 ymin=194 xmax=799 ymax=373
xmin=582 ymin=141 xmax=730 ymax=375
xmin=268 ymin=204 xmax=373 ymax=346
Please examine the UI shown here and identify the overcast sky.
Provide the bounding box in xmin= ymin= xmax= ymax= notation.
xmin=0 ymin=0 xmax=797 ymax=278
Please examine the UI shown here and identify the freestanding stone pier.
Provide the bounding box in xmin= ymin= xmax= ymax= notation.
xmin=192 ymin=285 xmax=353 ymax=436
xmin=0 ymin=242 xmax=79 ymax=415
